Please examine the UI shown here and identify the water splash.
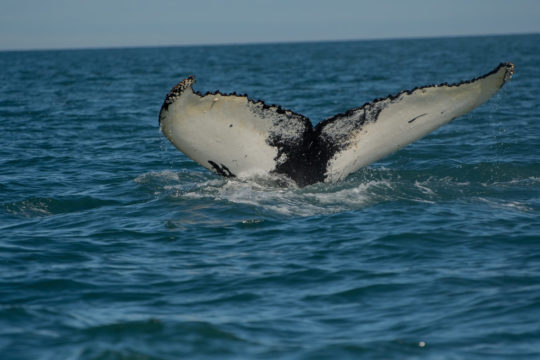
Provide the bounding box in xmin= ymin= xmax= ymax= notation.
xmin=134 ymin=163 xmax=537 ymax=219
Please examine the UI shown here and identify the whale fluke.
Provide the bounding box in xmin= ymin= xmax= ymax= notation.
xmin=159 ymin=63 xmax=514 ymax=187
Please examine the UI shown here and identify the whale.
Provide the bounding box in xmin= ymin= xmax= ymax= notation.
xmin=159 ymin=63 xmax=513 ymax=187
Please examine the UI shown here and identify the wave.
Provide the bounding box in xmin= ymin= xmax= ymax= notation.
xmin=2 ymin=196 xmax=119 ymax=218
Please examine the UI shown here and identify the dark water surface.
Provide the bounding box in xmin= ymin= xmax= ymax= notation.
xmin=1 ymin=34 xmax=539 ymax=359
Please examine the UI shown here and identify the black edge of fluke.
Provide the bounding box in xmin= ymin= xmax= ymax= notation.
xmin=315 ymin=62 xmax=514 ymax=131
xmin=159 ymin=75 xmax=196 ymax=124
xmin=160 ymin=63 xmax=513 ymax=127
xmin=158 ymin=75 xmax=312 ymax=129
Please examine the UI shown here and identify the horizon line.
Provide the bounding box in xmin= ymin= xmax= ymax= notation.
xmin=1 ymin=31 xmax=538 ymax=53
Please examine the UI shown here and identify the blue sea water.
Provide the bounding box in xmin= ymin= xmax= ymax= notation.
xmin=1 ymin=34 xmax=539 ymax=359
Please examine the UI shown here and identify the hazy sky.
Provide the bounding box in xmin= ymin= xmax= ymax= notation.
xmin=1 ymin=0 xmax=539 ymax=50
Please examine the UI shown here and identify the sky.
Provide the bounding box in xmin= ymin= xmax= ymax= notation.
xmin=1 ymin=0 xmax=539 ymax=51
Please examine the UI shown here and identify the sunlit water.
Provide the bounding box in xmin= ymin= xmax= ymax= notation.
xmin=1 ymin=34 xmax=539 ymax=359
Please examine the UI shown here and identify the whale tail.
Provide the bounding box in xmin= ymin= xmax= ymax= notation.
xmin=159 ymin=63 xmax=513 ymax=186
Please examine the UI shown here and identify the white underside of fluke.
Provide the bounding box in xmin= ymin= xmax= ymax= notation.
xmin=159 ymin=63 xmax=513 ymax=186
xmin=160 ymin=89 xmax=278 ymax=178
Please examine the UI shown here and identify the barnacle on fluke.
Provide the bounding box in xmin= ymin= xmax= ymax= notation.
xmin=159 ymin=63 xmax=514 ymax=187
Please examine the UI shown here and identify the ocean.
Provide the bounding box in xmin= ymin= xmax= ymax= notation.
xmin=1 ymin=34 xmax=539 ymax=359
